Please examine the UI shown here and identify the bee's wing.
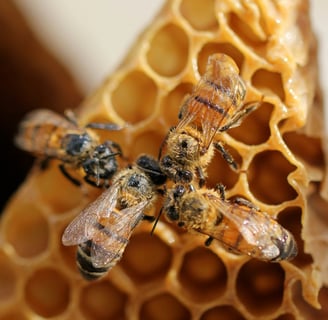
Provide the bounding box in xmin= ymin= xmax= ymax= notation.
xmin=15 ymin=109 xmax=79 ymax=153
xmin=20 ymin=109 xmax=76 ymax=129
xmin=177 ymin=76 xmax=243 ymax=149
xmin=90 ymin=200 xmax=149 ymax=268
xmin=61 ymin=183 xmax=119 ymax=246
xmin=210 ymin=195 xmax=273 ymax=247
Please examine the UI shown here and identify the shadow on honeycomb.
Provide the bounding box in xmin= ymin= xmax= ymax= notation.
xmin=1 ymin=0 xmax=328 ymax=319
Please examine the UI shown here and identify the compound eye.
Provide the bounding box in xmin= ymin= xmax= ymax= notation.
xmin=181 ymin=140 xmax=188 ymax=148
xmin=173 ymin=185 xmax=185 ymax=199
xmin=65 ymin=134 xmax=90 ymax=155
xmin=177 ymin=170 xmax=193 ymax=183
xmin=167 ymin=206 xmax=179 ymax=221
xmin=127 ymin=175 xmax=141 ymax=188
xmin=96 ymin=144 xmax=107 ymax=153
xmin=162 ymin=155 xmax=173 ymax=168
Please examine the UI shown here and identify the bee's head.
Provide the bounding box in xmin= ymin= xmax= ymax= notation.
xmin=82 ymin=142 xmax=120 ymax=183
xmin=136 ymin=154 xmax=167 ymax=186
xmin=64 ymin=133 xmax=92 ymax=156
xmin=160 ymin=155 xmax=193 ymax=184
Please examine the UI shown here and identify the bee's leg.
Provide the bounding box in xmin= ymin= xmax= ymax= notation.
xmin=83 ymin=175 xmax=103 ymax=188
xmin=215 ymin=183 xmax=226 ymax=200
xmin=205 ymin=236 xmax=214 ymax=246
xmin=110 ymin=141 xmax=123 ymax=156
xmin=39 ymin=157 xmax=51 ymax=170
xmin=214 ymin=141 xmax=238 ymax=171
xmin=59 ymin=164 xmax=81 ymax=186
xmin=150 ymin=207 xmax=164 ymax=236
xmin=219 ymin=101 xmax=261 ymax=132
xmin=158 ymin=127 xmax=175 ymax=160
xmin=233 ymin=197 xmax=259 ymax=210
xmin=86 ymin=122 xmax=123 ymax=131
xmin=143 ymin=215 xmax=156 ymax=222
xmin=196 ymin=166 xmax=206 ymax=187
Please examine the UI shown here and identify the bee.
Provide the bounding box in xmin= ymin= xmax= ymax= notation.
xmin=162 ymin=183 xmax=297 ymax=262
xmin=159 ymin=53 xmax=259 ymax=186
xmin=15 ymin=109 xmax=123 ymax=187
xmin=62 ymin=155 xmax=166 ymax=280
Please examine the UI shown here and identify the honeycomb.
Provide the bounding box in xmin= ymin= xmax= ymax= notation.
xmin=1 ymin=0 xmax=328 ymax=319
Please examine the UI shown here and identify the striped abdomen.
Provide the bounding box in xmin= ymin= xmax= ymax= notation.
xmin=76 ymin=241 xmax=110 ymax=280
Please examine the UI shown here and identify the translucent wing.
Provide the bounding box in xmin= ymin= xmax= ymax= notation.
xmin=177 ymin=54 xmax=246 ymax=149
xmin=90 ymin=200 xmax=149 ymax=268
xmin=62 ymin=182 xmax=120 ymax=246
xmin=20 ymin=109 xmax=72 ymax=126
xmin=15 ymin=109 xmax=82 ymax=156
xmin=209 ymin=195 xmax=275 ymax=248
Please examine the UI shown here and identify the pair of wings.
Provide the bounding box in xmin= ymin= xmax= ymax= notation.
xmin=177 ymin=66 xmax=247 ymax=150
xmin=15 ymin=109 xmax=84 ymax=157
xmin=201 ymin=193 xmax=285 ymax=260
xmin=62 ymin=182 xmax=148 ymax=268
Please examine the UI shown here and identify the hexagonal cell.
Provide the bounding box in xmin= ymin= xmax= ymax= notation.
xmin=248 ymin=150 xmax=298 ymax=205
xmin=79 ymin=281 xmax=127 ymax=320
xmin=140 ymin=292 xmax=190 ymax=320
xmin=161 ymin=82 xmax=193 ymax=127
xmin=146 ymin=23 xmax=189 ymax=77
xmin=292 ymin=281 xmax=328 ymax=319
xmin=227 ymin=12 xmax=267 ymax=46
xmin=197 ymin=42 xmax=244 ymax=74
xmin=112 ymin=70 xmax=158 ymax=124
xmin=251 ymin=69 xmax=285 ymax=101
xmin=35 ymin=163 xmax=84 ymax=214
xmin=200 ymin=305 xmax=244 ymax=320
xmin=24 ymin=267 xmax=70 ymax=318
xmin=206 ymin=144 xmax=241 ymax=189
xmin=178 ymin=247 xmax=227 ymax=302
xmin=236 ymin=260 xmax=285 ymax=316
xmin=120 ymin=232 xmax=172 ymax=283
xmin=229 ymin=102 xmax=273 ymax=145
xmin=283 ymin=132 xmax=324 ymax=167
xmin=277 ymin=207 xmax=313 ymax=267
xmin=0 ymin=253 xmax=17 ymax=302
xmin=180 ymin=0 xmax=218 ymax=31
xmin=131 ymin=131 xmax=165 ymax=159
xmin=4 ymin=203 xmax=49 ymax=259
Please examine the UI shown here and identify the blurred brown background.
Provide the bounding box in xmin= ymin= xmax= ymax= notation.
xmin=0 ymin=1 xmax=83 ymax=211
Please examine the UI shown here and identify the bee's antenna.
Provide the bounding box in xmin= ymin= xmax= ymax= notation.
xmin=150 ymin=207 xmax=163 ymax=236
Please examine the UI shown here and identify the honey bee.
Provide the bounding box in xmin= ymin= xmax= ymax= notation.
xmin=159 ymin=53 xmax=259 ymax=186
xmin=162 ymin=183 xmax=297 ymax=262
xmin=15 ymin=109 xmax=123 ymax=187
xmin=62 ymin=155 xmax=166 ymax=280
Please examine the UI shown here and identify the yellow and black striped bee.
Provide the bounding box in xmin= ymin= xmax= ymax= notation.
xmin=15 ymin=109 xmax=122 ymax=187
xmin=62 ymin=155 xmax=166 ymax=280
xmin=162 ymin=183 xmax=297 ymax=262
xmin=159 ymin=53 xmax=259 ymax=186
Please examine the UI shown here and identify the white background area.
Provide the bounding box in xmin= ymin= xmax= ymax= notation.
xmin=14 ymin=0 xmax=328 ymax=127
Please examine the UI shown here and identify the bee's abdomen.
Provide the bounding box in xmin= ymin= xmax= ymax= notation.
xmin=76 ymin=241 xmax=109 ymax=281
xmin=16 ymin=123 xmax=66 ymax=156
xmin=271 ymin=231 xmax=298 ymax=262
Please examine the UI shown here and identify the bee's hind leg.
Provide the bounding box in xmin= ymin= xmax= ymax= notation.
xmin=59 ymin=163 xmax=81 ymax=187
xmin=233 ymin=197 xmax=259 ymax=210
xmin=214 ymin=141 xmax=238 ymax=171
xmin=205 ymin=236 xmax=214 ymax=246
xmin=215 ymin=183 xmax=226 ymax=200
xmin=143 ymin=215 xmax=156 ymax=222
xmin=39 ymin=157 xmax=51 ymax=170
